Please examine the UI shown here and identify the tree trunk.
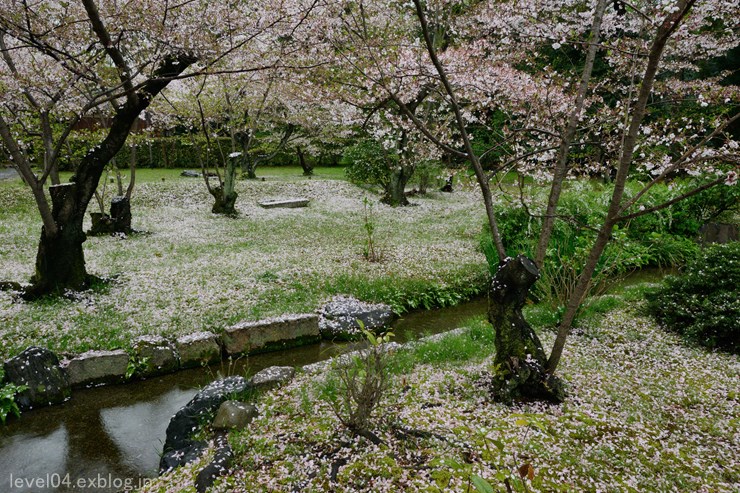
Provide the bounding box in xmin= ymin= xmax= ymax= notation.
xmin=488 ymin=255 xmax=564 ymax=403
xmin=23 ymin=53 xmax=198 ymax=296
xmin=243 ymin=157 xmax=258 ymax=180
xmin=297 ymin=146 xmax=313 ymax=176
xmin=29 ymin=184 xmax=89 ymax=296
xmin=382 ymin=166 xmax=411 ymax=206
xmin=211 ymin=186 xmax=238 ymax=215
xmin=546 ymin=0 xmax=696 ymax=374
xmin=89 ymin=196 xmax=133 ymax=235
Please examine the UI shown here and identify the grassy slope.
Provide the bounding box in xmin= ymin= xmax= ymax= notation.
xmin=0 ymin=169 xmax=487 ymax=360
xmin=141 ymin=293 xmax=740 ymax=492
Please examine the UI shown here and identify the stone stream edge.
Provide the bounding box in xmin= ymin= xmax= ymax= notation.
xmin=1 ymin=295 xmax=395 ymax=412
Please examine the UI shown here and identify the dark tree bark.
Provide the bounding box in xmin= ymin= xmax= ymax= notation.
xmin=488 ymin=255 xmax=564 ymax=403
xmin=209 ymin=153 xmax=239 ymax=215
xmin=31 ymin=184 xmax=89 ymax=295
xmin=26 ymin=53 xmax=197 ymax=296
xmin=382 ymin=166 xmax=412 ymax=206
xmin=297 ymin=146 xmax=313 ymax=176
xmin=110 ymin=196 xmax=132 ymax=233
xmin=210 ymin=186 xmax=238 ymax=215
xmin=89 ymin=196 xmax=133 ymax=235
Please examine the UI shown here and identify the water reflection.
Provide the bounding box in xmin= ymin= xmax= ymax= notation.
xmin=0 ymin=298 xmax=487 ymax=491
xmin=1 ymin=426 xmax=68 ymax=492
xmin=100 ymin=388 xmax=196 ymax=475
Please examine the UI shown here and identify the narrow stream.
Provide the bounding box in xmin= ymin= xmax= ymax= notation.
xmin=0 ymin=298 xmax=487 ymax=493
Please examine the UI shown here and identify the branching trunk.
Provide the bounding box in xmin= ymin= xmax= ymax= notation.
xmin=534 ymin=0 xmax=609 ymax=267
xmin=210 ymin=154 xmax=239 ymax=215
xmin=546 ymin=0 xmax=696 ymax=373
xmin=238 ymin=124 xmax=296 ymax=179
xmin=23 ymin=53 xmax=197 ymax=296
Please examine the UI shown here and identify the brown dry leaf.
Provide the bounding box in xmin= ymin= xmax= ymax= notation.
xmin=518 ymin=463 xmax=534 ymax=480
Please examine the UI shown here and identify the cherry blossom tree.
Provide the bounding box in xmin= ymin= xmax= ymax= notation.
xmin=322 ymin=0 xmax=739 ymax=400
xmin=0 ymin=0 xmax=312 ymax=294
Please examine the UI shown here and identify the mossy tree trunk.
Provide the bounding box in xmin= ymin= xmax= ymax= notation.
xmin=382 ymin=166 xmax=412 ymax=207
xmin=210 ymin=153 xmax=239 ymax=215
xmin=488 ymin=255 xmax=564 ymax=403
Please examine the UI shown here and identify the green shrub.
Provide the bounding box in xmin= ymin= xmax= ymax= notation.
xmin=480 ymin=180 xmax=721 ymax=310
xmin=645 ymin=242 xmax=740 ymax=353
xmin=1 ymin=367 xmax=27 ymax=425
xmin=343 ymin=139 xmax=397 ymax=187
xmin=320 ymin=328 xmax=394 ymax=440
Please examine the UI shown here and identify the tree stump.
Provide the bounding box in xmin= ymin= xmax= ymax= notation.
xmin=110 ymin=196 xmax=132 ymax=234
xmin=487 ymin=255 xmax=564 ymax=403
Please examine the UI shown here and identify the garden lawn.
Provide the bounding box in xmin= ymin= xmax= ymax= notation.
xmin=140 ymin=302 xmax=740 ymax=492
xmin=0 ymin=170 xmax=488 ymax=360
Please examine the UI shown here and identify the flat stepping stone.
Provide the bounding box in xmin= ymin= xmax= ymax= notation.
xmin=258 ymin=197 xmax=310 ymax=209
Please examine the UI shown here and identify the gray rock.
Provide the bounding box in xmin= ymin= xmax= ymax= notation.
xmin=224 ymin=314 xmax=320 ymax=356
xmin=318 ymin=295 xmax=395 ymax=341
xmin=62 ymin=349 xmax=129 ymax=387
xmin=700 ymin=222 xmax=739 ymax=244
xmin=258 ymin=197 xmax=310 ymax=208
xmin=3 ymin=347 xmax=71 ymax=410
xmin=195 ymin=431 xmax=232 ymax=493
xmin=133 ymin=335 xmax=179 ymax=377
xmin=160 ymin=441 xmax=208 ymax=474
xmin=160 ymin=376 xmax=252 ymax=472
xmin=176 ymin=332 xmax=222 ymax=369
xmin=212 ymin=400 xmax=258 ymax=430
xmin=180 ymin=170 xmax=201 ymax=177
xmin=249 ymin=366 xmax=295 ymax=390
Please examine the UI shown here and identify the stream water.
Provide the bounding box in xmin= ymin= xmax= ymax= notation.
xmin=0 ymin=298 xmax=487 ymax=493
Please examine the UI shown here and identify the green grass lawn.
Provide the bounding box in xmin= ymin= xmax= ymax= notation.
xmin=0 ymin=168 xmax=487 ymax=360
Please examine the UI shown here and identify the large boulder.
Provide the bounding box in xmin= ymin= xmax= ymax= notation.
xmin=212 ymin=400 xmax=258 ymax=431
xmin=160 ymin=376 xmax=252 ymax=473
xmin=318 ymin=296 xmax=395 ymax=341
xmin=3 ymin=347 xmax=71 ymax=410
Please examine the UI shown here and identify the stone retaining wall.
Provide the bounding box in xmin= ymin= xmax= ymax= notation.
xmin=1 ymin=296 xmax=395 ymax=413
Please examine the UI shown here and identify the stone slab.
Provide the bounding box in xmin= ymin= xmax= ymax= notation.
xmin=257 ymin=197 xmax=310 ymax=209
xmin=133 ymin=335 xmax=179 ymax=377
xmin=63 ymin=349 xmax=129 ymax=387
xmin=224 ymin=314 xmax=320 ymax=356
xmin=176 ymin=332 xmax=222 ymax=369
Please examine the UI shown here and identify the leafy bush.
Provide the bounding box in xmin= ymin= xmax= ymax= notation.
xmin=480 ymin=180 xmax=723 ymax=311
xmin=411 ymin=159 xmax=443 ymax=193
xmin=646 ymin=242 xmax=740 ymax=353
xmin=320 ymin=327 xmax=394 ymax=441
xmin=343 ymin=139 xmax=397 ymax=187
xmin=1 ymin=368 xmax=27 ymax=425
